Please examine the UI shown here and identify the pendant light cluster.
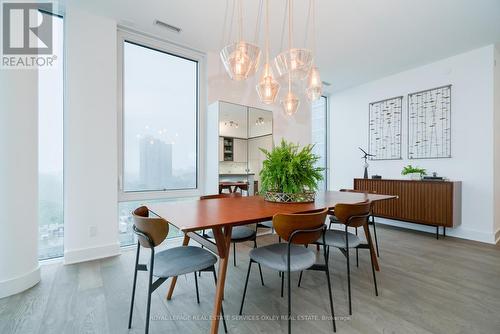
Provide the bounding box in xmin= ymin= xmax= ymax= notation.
xmin=220 ymin=0 xmax=323 ymax=116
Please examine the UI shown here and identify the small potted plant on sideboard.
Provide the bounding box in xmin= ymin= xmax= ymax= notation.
xmin=259 ymin=139 xmax=324 ymax=203
xmin=401 ymin=165 xmax=427 ymax=180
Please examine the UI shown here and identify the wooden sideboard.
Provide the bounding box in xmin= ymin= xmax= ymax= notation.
xmin=354 ymin=178 xmax=461 ymax=237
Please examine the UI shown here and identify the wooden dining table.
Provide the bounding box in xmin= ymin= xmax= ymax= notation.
xmin=148 ymin=191 xmax=396 ymax=334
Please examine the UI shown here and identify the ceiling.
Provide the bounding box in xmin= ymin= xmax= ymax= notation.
xmin=65 ymin=0 xmax=500 ymax=92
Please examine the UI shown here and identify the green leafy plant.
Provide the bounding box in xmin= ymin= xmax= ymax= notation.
xmin=401 ymin=164 xmax=427 ymax=176
xmin=259 ymin=139 xmax=324 ymax=194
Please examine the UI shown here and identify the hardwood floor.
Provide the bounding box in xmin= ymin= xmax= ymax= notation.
xmin=1 ymin=225 xmax=499 ymax=334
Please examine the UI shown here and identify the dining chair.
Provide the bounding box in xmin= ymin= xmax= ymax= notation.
xmin=201 ymin=193 xmax=265 ymax=286
xmin=128 ymin=206 xmax=227 ymax=334
xmin=316 ymin=201 xmax=378 ymax=315
xmin=239 ymin=208 xmax=336 ymax=334
xmin=329 ymin=189 xmax=381 ymax=262
xmin=256 ymin=220 xmax=281 ymax=243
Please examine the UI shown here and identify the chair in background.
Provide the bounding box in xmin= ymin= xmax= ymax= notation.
xmin=329 ymin=189 xmax=381 ymax=262
xmin=239 ymin=208 xmax=336 ymax=334
xmin=316 ymin=201 xmax=378 ymax=315
xmin=201 ymin=193 xmax=265 ymax=285
xmin=128 ymin=206 xmax=227 ymax=334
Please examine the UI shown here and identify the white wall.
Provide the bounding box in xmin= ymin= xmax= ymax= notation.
xmin=64 ymin=7 xmax=120 ymax=263
xmin=494 ymin=44 xmax=500 ymax=243
xmin=207 ymin=51 xmax=312 ymax=146
xmin=330 ymin=45 xmax=497 ymax=243
xmin=0 ymin=70 xmax=41 ymax=297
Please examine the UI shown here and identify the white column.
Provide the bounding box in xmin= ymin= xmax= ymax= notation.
xmin=0 ymin=69 xmax=40 ymax=298
xmin=63 ymin=7 xmax=120 ymax=264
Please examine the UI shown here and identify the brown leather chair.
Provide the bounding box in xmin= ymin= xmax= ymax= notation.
xmin=239 ymin=208 xmax=336 ymax=334
xmin=128 ymin=206 xmax=227 ymax=334
xmin=317 ymin=201 xmax=378 ymax=315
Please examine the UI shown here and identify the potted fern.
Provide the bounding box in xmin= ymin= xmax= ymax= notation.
xmin=259 ymin=139 xmax=324 ymax=203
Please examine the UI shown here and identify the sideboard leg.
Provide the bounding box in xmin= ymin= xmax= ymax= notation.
xmin=436 ymin=226 xmax=439 ymax=240
xmin=443 ymin=227 xmax=446 ymax=238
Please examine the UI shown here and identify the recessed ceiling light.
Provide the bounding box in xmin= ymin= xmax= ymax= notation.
xmin=154 ymin=19 xmax=181 ymax=33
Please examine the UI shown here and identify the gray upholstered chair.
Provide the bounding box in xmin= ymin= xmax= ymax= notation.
xmin=316 ymin=201 xmax=378 ymax=315
xmin=201 ymin=193 xmax=265 ymax=285
xmin=128 ymin=206 xmax=227 ymax=334
xmin=239 ymin=208 xmax=336 ymax=334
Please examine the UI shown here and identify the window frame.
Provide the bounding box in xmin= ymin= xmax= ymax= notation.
xmin=38 ymin=9 xmax=65 ymax=260
xmin=324 ymin=95 xmax=330 ymax=190
xmin=117 ymin=29 xmax=207 ymax=202
xmin=311 ymin=95 xmax=330 ymax=191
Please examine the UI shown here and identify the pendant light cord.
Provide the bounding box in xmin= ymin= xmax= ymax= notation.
xmin=312 ymin=0 xmax=316 ymax=55
xmin=228 ymin=0 xmax=236 ymax=44
xmin=238 ymin=0 xmax=243 ymax=41
xmin=279 ymin=0 xmax=288 ymax=53
xmin=221 ymin=0 xmax=231 ymax=48
xmin=288 ymin=0 xmax=292 ymax=93
xmin=254 ymin=0 xmax=263 ymax=45
xmin=303 ymin=0 xmax=317 ymax=56
xmin=265 ymin=0 xmax=269 ymax=63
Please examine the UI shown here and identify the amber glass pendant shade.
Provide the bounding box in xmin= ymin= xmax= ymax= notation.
xmin=281 ymin=91 xmax=300 ymax=115
xmin=256 ymin=63 xmax=280 ymax=104
xmin=306 ymin=65 xmax=322 ymax=101
xmin=274 ymin=48 xmax=313 ymax=80
xmin=220 ymin=41 xmax=261 ymax=81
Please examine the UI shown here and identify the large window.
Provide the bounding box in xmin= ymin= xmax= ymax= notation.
xmin=122 ymin=41 xmax=198 ymax=192
xmin=118 ymin=33 xmax=204 ymax=246
xmin=311 ymin=96 xmax=328 ymax=191
xmin=38 ymin=12 xmax=64 ymax=259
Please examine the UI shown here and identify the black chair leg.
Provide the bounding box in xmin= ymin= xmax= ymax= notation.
xmin=345 ymin=229 xmax=352 ymax=315
xmin=297 ymin=271 xmax=303 ymax=287
xmin=233 ymin=242 xmax=236 ymax=267
xmin=281 ymin=270 xmax=285 ymax=298
xmin=372 ymin=216 xmax=380 ymax=257
xmin=212 ymin=267 xmax=228 ymax=333
xmin=366 ymin=226 xmax=379 ymax=297
xmin=287 ymin=267 xmax=292 ymax=334
xmin=370 ymin=251 xmax=379 ymax=297
xmin=355 ymin=228 xmax=359 ymax=268
xmin=145 ymin=251 xmax=155 ymax=334
xmin=128 ymin=242 xmax=140 ymax=329
xmin=253 ymin=239 xmax=265 ymax=286
xmin=324 ymin=251 xmax=336 ymax=332
xmin=239 ymin=260 xmax=253 ymax=315
xmin=258 ymin=264 xmax=265 ymax=286
xmin=194 ymin=272 xmax=200 ymax=304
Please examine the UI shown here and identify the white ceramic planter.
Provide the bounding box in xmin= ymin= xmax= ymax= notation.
xmin=407 ymin=173 xmax=422 ymax=180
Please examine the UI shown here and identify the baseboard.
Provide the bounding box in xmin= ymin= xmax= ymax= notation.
xmin=64 ymin=242 xmax=121 ymax=265
xmin=0 ymin=265 xmax=41 ymax=299
xmin=375 ymin=218 xmax=498 ymax=244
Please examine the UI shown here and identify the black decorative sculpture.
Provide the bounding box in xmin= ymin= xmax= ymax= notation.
xmin=359 ymin=147 xmax=375 ymax=179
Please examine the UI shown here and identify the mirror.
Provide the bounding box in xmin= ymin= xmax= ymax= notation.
xmin=218 ymin=102 xmax=273 ymax=195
